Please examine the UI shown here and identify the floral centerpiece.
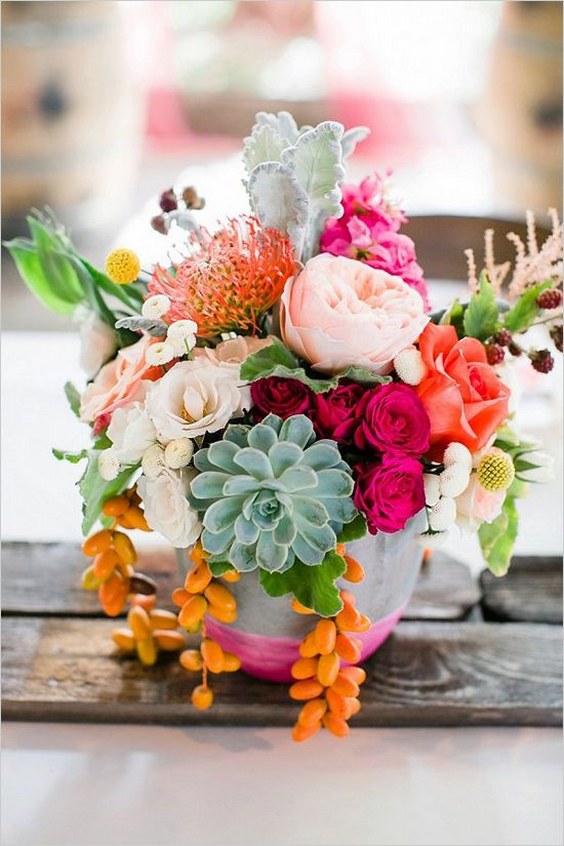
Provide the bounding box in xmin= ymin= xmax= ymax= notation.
xmin=7 ymin=112 xmax=562 ymax=742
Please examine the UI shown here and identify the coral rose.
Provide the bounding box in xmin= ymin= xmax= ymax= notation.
xmin=415 ymin=324 xmax=511 ymax=460
xmin=280 ymin=254 xmax=428 ymax=375
xmin=353 ymin=454 xmax=425 ymax=534
xmin=79 ymin=335 xmax=161 ymax=425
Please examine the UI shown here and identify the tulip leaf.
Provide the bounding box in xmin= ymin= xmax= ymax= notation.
xmin=503 ymin=280 xmax=553 ymax=333
xmin=259 ymin=548 xmax=346 ymax=617
xmin=463 ymin=272 xmax=500 ymax=341
xmin=478 ymin=495 xmax=519 ymax=576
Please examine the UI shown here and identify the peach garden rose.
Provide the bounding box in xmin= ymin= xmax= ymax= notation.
xmin=279 ymin=254 xmax=428 ymax=375
xmin=79 ymin=334 xmax=162 ymax=425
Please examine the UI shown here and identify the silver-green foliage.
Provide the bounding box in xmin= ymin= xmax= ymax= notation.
xmin=189 ymin=414 xmax=356 ymax=574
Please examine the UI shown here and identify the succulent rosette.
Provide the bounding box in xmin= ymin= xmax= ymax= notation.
xmin=189 ymin=414 xmax=357 ymax=573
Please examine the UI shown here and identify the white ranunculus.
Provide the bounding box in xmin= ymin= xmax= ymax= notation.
xmin=107 ymin=403 xmax=157 ymax=466
xmin=146 ymin=359 xmax=243 ymax=442
xmin=77 ymin=309 xmax=118 ymax=379
xmin=138 ymin=467 xmax=201 ymax=548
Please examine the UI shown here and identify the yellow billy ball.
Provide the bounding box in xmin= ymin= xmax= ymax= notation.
xmin=105 ymin=248 xmax=141 ymax=285
xmin=477 ymin=449 xmax=515 ymax=492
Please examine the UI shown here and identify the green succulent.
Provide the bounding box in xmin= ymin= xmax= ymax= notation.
xmin=189 ymin=414 xmax=356 ymax=573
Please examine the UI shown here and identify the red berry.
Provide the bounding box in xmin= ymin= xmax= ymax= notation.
xmin=494 ymin=329 xmax=512 ymax=347
xmin=159 ymin=189 xmax=177 ymax=213
xmin=508 ymin=342 xmax=522 ymax=357
xmin=151 ymin=214 xmax=168 ymax=235
xmin=536 ymin=289 xmax=563 ymax=310
xmin=530 ymin=349 xmax=555 ymax=373
xmin=550 ymin=323 xmax=563 ymax=353
xmin=486 ymin=343 xmax=505 ymax=366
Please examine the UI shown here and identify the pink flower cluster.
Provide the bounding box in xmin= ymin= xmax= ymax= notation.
xmin=320 ymin=174 xmax=430 ymax=310
xmin=250 ymin=377 xmax=430 ymax=534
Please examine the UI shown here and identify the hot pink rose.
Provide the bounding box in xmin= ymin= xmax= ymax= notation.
xmin=353 ymin=454 xmax=425 ymax=535
xmin=280 ymin=254 xmax=429 ymax=376
xmin=354 ymin=383 xmax=430 ymax=456
xmin=250 ymin=377 xmax=314 ymax=421
xmin=79 ymin=335 xmax=162 ymax=425
xmin=312 ymin=381 xmax=364 ymax=444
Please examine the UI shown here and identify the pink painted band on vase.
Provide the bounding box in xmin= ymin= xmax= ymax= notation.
xmin=205 ymin=602 xmax=406 ymax=684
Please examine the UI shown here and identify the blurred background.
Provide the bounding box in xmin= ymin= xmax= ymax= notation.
xmin=2 ymin=0 xmax=563 ymax=330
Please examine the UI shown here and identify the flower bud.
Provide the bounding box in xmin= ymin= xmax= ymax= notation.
xmin=142 ymin=295 xmax=171 ymax=320
xmin=439 ymin=464 xmax=471 ymax=498
xmin=442 ymin=442 xmax=473 ymax=472
xmin=393 ymin=346 xmax=427 ymax=386
xmin=423 ymin=473 xmax=441 ymax=507
xmin=98 ymin=449 xmax=121 ymax=481
xmin=141 ymin=444 xmax=166 ymax=479
xmin=428 ymin=496 xmax=457 ymax=531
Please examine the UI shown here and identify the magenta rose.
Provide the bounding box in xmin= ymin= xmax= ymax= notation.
xmin=250 ymin=377 xmax=314 ymax=421
xmin=354 ymin=383 xmax=430 ymax=456
xmin=354 ymin=455 xmax=425 ymax=534
xmin=312 ymin=381 xmax=365 ymax=444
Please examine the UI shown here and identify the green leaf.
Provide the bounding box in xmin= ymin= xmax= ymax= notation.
xmin=503 ymin=280 xmax=552 ymax=334
xmin=4 ymin=239 xmax=80 ymax=316
xmin=52 ymin=448 xmax=87 ymax=464
xmin=64 ymin=381 xmax=81 ymax=418
xmin=259 ymin=548 xmax=346 ymax=617
xmin=241 ymin=337 xmax=390 ymax=394
xmin=81 ymin=259 xmax=145 ymax=310
xmin=439 ymin=299 xmax=465 ymax=337
xmin=208 ymin=560 xmax=236 ymax=577
xmin=337 ymin=512 xmax=367 ymax=544
xmin=78 ymin=451 xmax=137 ymax=535
xmin=478 ymin=496 xmax=519 ymax=576
xmin=463 ymin=272 xmax=500 ymax=341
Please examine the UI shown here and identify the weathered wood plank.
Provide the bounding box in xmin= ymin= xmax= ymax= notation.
xmin=1 ymin=543 xmax=479 ymax=621
xmin=2 ymin=617 xmax=561 ymax=726
xmin=481 ymin=557 xmax=563 ymax=624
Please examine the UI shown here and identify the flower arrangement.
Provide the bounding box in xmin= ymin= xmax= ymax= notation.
xmin=7 ymin=111 xmax=562 ymax=742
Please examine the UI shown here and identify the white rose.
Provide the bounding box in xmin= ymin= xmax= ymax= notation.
xmin=107 ymin=403 xmax=157 ymax=465
xmin=138 ymin=467 xmax=201 ymax=548
xmin=76 ymin=309 xmax=118 ymax=379
xmin=146 ymin=359 xmax=242 ymax=442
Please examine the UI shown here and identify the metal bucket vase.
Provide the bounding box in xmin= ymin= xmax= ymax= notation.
xmin=179 ymin=514 xmax=424 ymax=684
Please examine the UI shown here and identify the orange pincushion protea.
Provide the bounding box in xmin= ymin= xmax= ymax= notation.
xmin=149 ymin=216 xmax=296 ymax=337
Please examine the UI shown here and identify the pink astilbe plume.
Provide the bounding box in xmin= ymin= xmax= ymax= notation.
xmin=466 ymin=209 xmax=563 ymax=297
xmin=320 ymin=173 xmax=430 ymax=310
xmin=149 ymin=216 xmax=296 ymax=337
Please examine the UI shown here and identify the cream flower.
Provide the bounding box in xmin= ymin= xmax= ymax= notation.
xmin=98 ymin=449 xmax=121 ymax=481
xmin=146 ymin=358 xmax=242 ymax=442
xmin=107 ymin=403 xmax=157 ymax=466
xmin=146 ymin=341 xmax=177 ymax=366
xmin=141 ymin=443 xmax=167 ymax=479
xmin=138 ymin=467 xmax=201 ymax=548
xmin=193 ymin=335 xmax=273 ymax=371
xmin=428 ymin=496 xmax=457 ymax=531
xmin=393 ymin=346 xmax=427 ymax=385
xmin=167 ymin=320 xmax=198 ymax=356
xmin=439 ymin=464 xmax=471 ymax=498
xmin=142 ymin=294 xmax=171 ymax=319
xmin=164 ymin=438 xmax=194 ymax=469
xmin=76 ymin=308 xmax=118 ymax=380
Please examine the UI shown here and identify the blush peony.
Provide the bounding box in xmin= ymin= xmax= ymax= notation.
xmin=354 ymin=383 xmax=430 ymax=455
xmin=280 ymin=254 xmax=428 ymax=376
xmin=415 ymin=324 xmax=511 ymax=460
xmin=353 ymin=454 xmax=426 ymax=534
